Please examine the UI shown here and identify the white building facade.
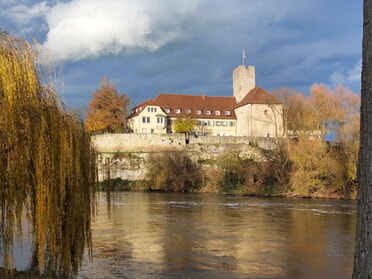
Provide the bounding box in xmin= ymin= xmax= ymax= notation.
xmin=128 ymin=65 xmax=284 ymax=138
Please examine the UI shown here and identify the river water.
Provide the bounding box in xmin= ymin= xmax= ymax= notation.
xmin=77 ymin=192 xmax=356 ymax=279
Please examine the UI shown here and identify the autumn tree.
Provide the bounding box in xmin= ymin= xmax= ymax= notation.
xmin=0 ymin=31 xmax=97 ymax=277
xmin=173 ymin=115 xmax=197 ymax=134
xmin=85 ymin=76 xmax=129 ymax=133
xmin=273 ymin=85 xmax=360 ymax=197
xmin=273 ymin=87 xmax=318 ymax=137
xmin=310 ymin=83 xmax=345 ymax=138
xmin=353 ymin=0 xmax=372 ymax=277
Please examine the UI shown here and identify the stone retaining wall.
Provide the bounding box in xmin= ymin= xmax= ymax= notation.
xmin=93 ymin=133 xmax=277 ymax=181
xmin=92 ymin=133 xmax=186 ymax=152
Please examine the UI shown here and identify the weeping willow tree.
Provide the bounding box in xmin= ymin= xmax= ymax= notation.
xmin=0 ymin=32 xmax=97 ymax=277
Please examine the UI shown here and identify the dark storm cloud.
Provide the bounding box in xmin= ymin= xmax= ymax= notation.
xmin=0 ymin=0 xmax=363 ymax=108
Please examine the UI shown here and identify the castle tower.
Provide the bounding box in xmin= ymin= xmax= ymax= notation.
xmin=233 ymin=65 xmax=255 ymax=103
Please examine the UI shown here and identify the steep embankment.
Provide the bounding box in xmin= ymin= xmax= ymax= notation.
xmin=92 ymin=133 xmax=270 ymax=182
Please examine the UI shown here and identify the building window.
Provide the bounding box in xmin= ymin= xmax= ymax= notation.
xmin=142 ymin=117 xmax=150 ymax=123
xmin=215 ymin=110 xmax=221 ymax=115
xmin=175 ymin=108 xmax=181 ymax=114
xmin=217 ymin=132 xmax=221 ymax=136
xmin=229 ymin=121 xmax=235 ymax=127
xmin=142 ymin=128 xmax=147 ymax=133
xmin=225 ymin=111 xmax=231 ymax=116
xmin=198 ymin=121 xmax=202 ymax=126
xmin=203 ymin=121 xmax=208 ymax=126
xmin=157 ymin=117 xmax=164 ymax=124
xmin=206 ymin=110 xmax=211 ymax=115
xmin=209 ymin=121 xmax=214 ymax=126
xmin=151 ymin=129 xmax=155 ymax=133
xmin=216 ymin=121 xmax=221 ymax=126
xmin=196 ymin=109 xmax=201 ymax=115
xmin=222 ymin=121 xmax=227 ymax=126
xmin=147 ymin=107 xmax=157 ymax=113
xmin=264 ymin=109 xmax=268 ymax=115
xmin=167 ymin=119 xmax=172 ymax=125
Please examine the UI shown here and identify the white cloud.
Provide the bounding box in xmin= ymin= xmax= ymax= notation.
xmin=3 ymin=0 xmax=314 ymax=63
xmin=40 ymin=0 xmax=203 ymax=62
xmin=3 ymin=1 xmax=50 ymax=25
xmin=330 ymin=59 xmax=361 ymax=88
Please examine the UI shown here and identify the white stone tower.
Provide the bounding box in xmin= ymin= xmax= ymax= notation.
xmin=233 ymin=65 xmax=255 ymax=103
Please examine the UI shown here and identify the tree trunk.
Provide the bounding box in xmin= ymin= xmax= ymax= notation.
xmin=353 ymin=0 xmax=372 ymax=278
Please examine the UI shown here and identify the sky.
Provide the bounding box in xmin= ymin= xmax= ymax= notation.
xmin=0 ymin=0 xmax=363 ymax=110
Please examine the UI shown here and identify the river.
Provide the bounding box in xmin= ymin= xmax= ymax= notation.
xmin=76 ymin=192 xmax=356 ymax=279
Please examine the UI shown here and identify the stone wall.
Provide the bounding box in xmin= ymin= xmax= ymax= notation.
xmin=93 ymin=133 xmax=277 ymax=181
xmin=97 ymin=152 xmax=148 ymax=181
xmin=92 ymin=133 xmax=186 ymax=152
xmin=93 ymin=133 xmax=276 ymax=153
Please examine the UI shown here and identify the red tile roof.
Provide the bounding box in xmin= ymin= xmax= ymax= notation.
xmin=130 ymin=93 xmax=237 ymax=119
xmin=154 ymin=93 xmax=236 ymax=119
xmin=235 ymin=87 xmax=282 ymax=108
xmin=129 ymin=88 xmax=281 ymax=118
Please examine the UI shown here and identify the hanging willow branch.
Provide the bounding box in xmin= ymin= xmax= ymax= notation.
xmin=0 ymin=32 xmax=97 ymax=277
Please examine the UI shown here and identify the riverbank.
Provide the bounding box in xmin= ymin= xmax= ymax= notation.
xmin=94 ymin=134 xmax=358 ymax=200
xmin=0 ymin=268 xmax=42 ymax=278
xmin=99 ymin=178 xmax=358 ymax=200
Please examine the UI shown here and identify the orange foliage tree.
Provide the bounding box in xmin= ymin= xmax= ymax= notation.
xmin=85 ymin=76 xmax=130 ymax=133
xmin=274 ymin=84 xmax=360 ymax=197
xmin=273 ymin=87 xmax=318 ymax=137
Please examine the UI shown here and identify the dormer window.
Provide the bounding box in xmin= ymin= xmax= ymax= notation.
xmin=186 ymin=109 xmax=191 ymax=114
xmin=206 ymin=110 xmax=211 ymax=115
xmin=196 ymin=109 xmax=201 ymax=115
xmin=225 ymin=111 xmax=231 ymax=116
xmin=215 ymin=110 xmax=221 ymax=115
xmin=147 ymin=107 xmax=157 ymax=113
xmin=175 ymin=108 xmax=181 ymax=114
xmin=165 ymin=108 xmax=170 ymax=113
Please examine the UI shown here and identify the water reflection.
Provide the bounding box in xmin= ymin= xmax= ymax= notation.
xmin=78 ymin=193 xmax=356 ymax=279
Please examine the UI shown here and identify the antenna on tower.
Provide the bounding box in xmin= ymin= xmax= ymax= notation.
xmin=242 ymin=48 xmax=246 ymax=66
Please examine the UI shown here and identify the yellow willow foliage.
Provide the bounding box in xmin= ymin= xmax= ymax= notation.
xmin=0 ymin=32 xmax=97 ymax=277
